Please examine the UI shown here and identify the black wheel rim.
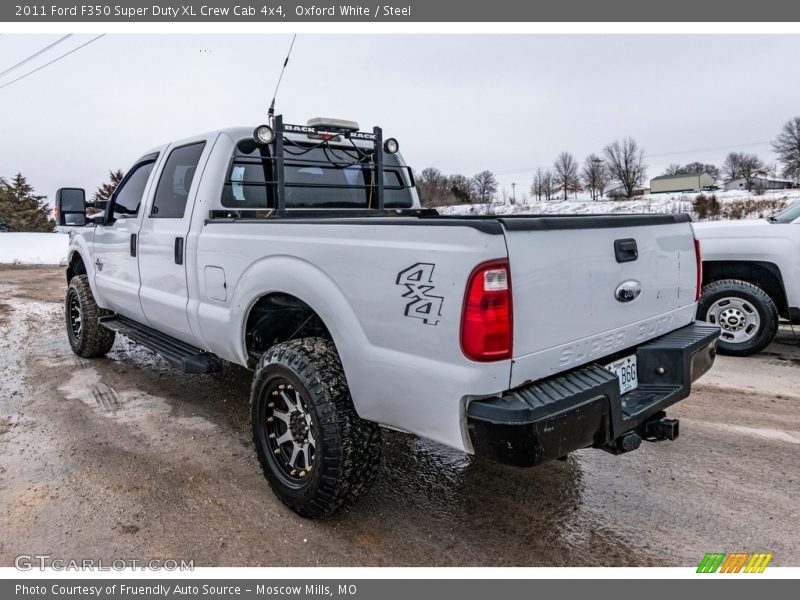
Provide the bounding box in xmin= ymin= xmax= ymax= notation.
xmin=67 ymin=289 xmax=82 ymax=340
xmin=261 ymin=377 xmax=317 ymax=482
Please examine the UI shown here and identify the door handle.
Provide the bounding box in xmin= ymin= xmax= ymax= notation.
xmin=130 ymin=233 xmax=137 ymax=257
xmin=614 ymin=238 xmax=638 ymax=263
xmin=174 ymin=237 xmax=184 ymax=265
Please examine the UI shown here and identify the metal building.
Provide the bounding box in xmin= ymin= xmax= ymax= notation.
xmin=650 ymin=172 xmax=714 ymax=193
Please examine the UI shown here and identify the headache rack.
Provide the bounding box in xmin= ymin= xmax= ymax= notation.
xmin=216 ymin=114 xmax=417 ymax=218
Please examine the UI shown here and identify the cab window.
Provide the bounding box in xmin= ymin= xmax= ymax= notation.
xmin=112 ymin=159 xmax=157 ymax=219
xmin=151 ymin=142 xmax=206 ymax=218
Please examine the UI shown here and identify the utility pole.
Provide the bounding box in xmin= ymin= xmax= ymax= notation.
xmin=511 ymin=182 xmax=517 ymax=204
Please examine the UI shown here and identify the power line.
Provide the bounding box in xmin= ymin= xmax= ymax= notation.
xmin=0 ymin=34 xmax=73 ymax=80
xmin=0 ymin=34 xmax=105 ymax=92
xmin=647 ymin=140 xmax=772 ymax=158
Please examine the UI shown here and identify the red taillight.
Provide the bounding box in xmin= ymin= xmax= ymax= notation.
xmin=461 ymin=259 xmax=513 ymax=361
xmin=694 ymin=237 xmax=703 ymax=301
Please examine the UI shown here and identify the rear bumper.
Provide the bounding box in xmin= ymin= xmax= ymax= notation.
xmin=467 ymin=322 xmax=720 ymax=467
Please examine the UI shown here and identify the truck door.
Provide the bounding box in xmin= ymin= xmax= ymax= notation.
xmin=137 ymin=140 xmax=208 ymax=343
xmin=93 ymin=153 xmax=159 ymax=323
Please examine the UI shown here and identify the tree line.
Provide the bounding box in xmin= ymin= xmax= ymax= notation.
xmin=416 ymin=115 xmax=800 ymax=206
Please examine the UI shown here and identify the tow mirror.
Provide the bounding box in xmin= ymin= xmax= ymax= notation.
xmin=55 ymin=188 xmax=87 ymax=226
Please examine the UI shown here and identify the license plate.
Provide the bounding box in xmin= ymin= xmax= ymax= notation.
xmin=605 ymin=354 xmax=638 ymax=395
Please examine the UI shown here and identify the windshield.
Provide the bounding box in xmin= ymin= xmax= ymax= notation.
xmin=771 ymin=201 xmax=800 ymax=223
xmin=222 ymin=141 xmax=414 ymax=210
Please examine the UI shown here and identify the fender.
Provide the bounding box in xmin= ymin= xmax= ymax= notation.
xmin=66 ymin=232 xmax=109 ymax=308
xmin=234 ymin=255 xmax=371 ymax=362
xmin=196 ymin=255 xmax=373 ymax=407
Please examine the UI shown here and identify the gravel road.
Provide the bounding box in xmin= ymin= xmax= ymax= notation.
xmin=1 ymin=265 xmax=797 ymax=567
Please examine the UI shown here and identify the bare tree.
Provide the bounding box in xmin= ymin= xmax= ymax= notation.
xmin=447 ymin=174 xmax=474 ymax=204
xmin=553 ymin=151 xmax=580 ymax=200
xmin=500 ymin=186 xmax=509 ymax=204
xmin=682 ymin=162 xmax=720 ymax=182
xmin=415 ymin=167 xmax=448 ymax=207
xmin=581 ymin=154 xmax=607 ymax=201
xmin=542 ymin=170 xmax=556 ymax=202
xmin=724 ymin=152 xmax=768 ymax=190
xmin=738 ymin=153 xmax=769 ymax=191
xmin=530 ymin=168 xmax=545 ymax=201
xmin=663 ymin=162 xmax=720 ymax=182
xmin=602 ymin=138 xmax=647 ymax=199
xmin=473 ymin=170 xmax=498 ymax=204
xmin=772 ymin=116 xmax=800 ymax=180
xmin=722 ymin=152 xmax=744 ymax=183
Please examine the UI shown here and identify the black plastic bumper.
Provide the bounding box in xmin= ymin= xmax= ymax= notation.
xmin=467 ymin=322 xmax=720 ymax=467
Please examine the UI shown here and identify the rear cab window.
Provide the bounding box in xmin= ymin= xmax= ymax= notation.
xmin=222 ymin=140 xmax=414 ymax=210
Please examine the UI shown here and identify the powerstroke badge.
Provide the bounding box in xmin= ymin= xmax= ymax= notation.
xmin=396 ymin=263 xmax=444 ymax=326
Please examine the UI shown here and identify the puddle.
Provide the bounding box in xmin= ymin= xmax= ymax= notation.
xmin=57 ymin=367 xmax=217 ymax=435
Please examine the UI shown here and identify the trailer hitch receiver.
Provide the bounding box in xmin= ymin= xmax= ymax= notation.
xmin=642 ymin=411 xmax=680 ymax=441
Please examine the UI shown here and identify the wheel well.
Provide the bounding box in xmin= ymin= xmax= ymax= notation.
xmin=703 ymin=261 xmax=788 ymax=318
xmin=66 ymin=252 xmax=87 ymax=284
xmin=245 ymin=293 xmax=332 ymax=363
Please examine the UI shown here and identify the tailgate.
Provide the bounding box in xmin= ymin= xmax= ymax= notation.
xmin=501 ymin=214 xmax=699 ymax=388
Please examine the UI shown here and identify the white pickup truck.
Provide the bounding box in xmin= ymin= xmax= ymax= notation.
xmin=55 ymin=116 xmax=719 ymax=517
xmin=695 ymin=202 xmax=800 ymax=355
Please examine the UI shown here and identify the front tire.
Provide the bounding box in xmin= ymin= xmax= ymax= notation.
xmin=697 ymin=279 xmax=778 ymax=356
xmin=250 ymin=338 xmax=381 ymax=518
xmin=66 ymin=274 xmax=116 ymax=357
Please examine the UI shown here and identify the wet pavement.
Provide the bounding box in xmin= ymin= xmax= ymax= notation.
xmin=0 ymin=265 xmax=798 ymax=567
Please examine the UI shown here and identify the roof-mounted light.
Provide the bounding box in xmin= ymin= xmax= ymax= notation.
xmin=306 ymin=117 xmax=360 ymax=132
xmin=384 ymin=138 xmax=399 ymax=154
xmin=253 ymin=124 xmax=275 ymax=145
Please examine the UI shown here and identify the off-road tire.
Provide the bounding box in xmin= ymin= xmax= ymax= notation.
xmin=66 ymin=274 xmax=116 ymax=357
xmin=250 ymin=337 xmax=381 ymax=518
xmin=698 ymin=279 xmax=778 ymax=357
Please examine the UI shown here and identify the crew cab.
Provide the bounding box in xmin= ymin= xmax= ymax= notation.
xmin=694 ymin=202 xmax=800 ymax=356
xmin=55 ymin=116 xmax=719 ymax=517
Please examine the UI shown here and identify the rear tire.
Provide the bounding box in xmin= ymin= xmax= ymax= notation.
xmin=697 ymin=279 xmax=778 ymax=356
xmin=250 ymin=338 xmax=381 ymax=518
xmin=66 ymin=274 xmax=116 ymax=358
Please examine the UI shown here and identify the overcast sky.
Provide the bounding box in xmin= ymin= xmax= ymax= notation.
xmin=2 ymin=34 xmax=799 ymax=202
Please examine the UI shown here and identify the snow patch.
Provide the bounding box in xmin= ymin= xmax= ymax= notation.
xmin=439 ymin=189 xmax=800 ymax=220
xmin=0 ymin=233 xmax=69 ymax=265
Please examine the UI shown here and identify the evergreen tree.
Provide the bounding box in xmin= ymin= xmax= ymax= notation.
xmin=0 ymin=174 xmax=54 ymax=232
xmin=93 ymin=169 xmax=124 ymax=204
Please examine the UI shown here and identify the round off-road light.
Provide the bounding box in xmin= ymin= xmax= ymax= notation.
xmin=253 ymin=124 xmax=275 ymax=145
xmin=383 ymin=138 xmax=399 ymax=154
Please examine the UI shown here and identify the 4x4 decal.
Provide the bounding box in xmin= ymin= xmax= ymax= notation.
xmin=395 ymin=263 xmax=444 ymax=326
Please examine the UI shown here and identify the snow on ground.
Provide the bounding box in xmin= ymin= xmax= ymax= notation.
xmin=0 ymin=233 xmax=69 ymax=265
xmin=439 ymin=189 xmax=800 ymax=220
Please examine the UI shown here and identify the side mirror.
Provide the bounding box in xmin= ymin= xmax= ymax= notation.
xmin=55 ymin=188 xmax=87 ymax=226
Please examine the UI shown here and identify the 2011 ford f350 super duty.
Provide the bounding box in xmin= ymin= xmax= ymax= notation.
xmin=56 ymin=116 xmax=719 ymax=517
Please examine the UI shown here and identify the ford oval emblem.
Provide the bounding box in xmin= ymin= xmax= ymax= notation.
xmin=615 ymin=280 xmax=642 ymax=303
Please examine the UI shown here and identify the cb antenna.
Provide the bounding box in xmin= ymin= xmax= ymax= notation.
xmin=267 ymin=34 xmax=297 ymax=124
